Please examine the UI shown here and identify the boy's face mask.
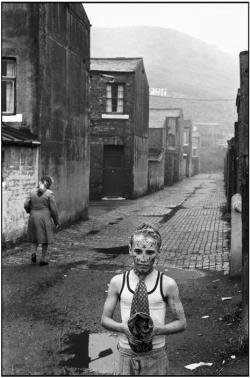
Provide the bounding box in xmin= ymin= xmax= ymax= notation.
xmin=129 ymin=234 xmax=159 ymax=274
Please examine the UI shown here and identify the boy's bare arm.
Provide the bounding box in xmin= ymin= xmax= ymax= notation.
xmin=153 ymin=276 xmax=187 ymax=336
xmin=101 ymin=275 xmax=130 ymax=336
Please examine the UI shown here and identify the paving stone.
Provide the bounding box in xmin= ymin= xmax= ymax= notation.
xmin=2 ymin=173 xmax=230 ymax=274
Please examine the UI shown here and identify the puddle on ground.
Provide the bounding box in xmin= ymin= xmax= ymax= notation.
xmin=60 ymin=331 xmax=118 ymax=374
xmin=157 ymin=265 xmax=206 ymax=279
xmin=87 ymin=263 xmax=125 ymax=272
xmin=94 ymin=245 xmax=129 ymax=255
xmin=160 ymin=205 xmax=186 ymax=223
xmin=87 ymin=230 xmax=100 ymax=235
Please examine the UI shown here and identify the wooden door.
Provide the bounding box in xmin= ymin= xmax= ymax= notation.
xmin=103 ymin=145 xmax=125 ymax=197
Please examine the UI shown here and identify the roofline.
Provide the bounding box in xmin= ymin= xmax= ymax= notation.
xmin=3 ymin=140 xmax=41 ymax=147
xmin=150 ymin=107 xmax=183 ymax=112
xmin=91 ymin=57 xmax=143 ymax=61
xmin=90 ymin=69 xmax=135 ymax=74
xmin=90 ymin=57 xmax=144 ymax=72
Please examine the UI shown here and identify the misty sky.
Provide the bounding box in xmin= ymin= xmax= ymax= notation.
xmin=83 ymin=2 xmax=248 ymax=56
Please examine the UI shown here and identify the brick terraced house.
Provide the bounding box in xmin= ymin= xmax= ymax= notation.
xmin=183 ymin=119 xmax=193 ymax=177
xmin=89 ymin=58 xmax=149 ymax=199
xmin=192 ymin=126 xmax=201 ymax=176
xmin=148 ymin=110 xmax=167 ymax=192
xmin=163 ymin=108 xmax=184 ymax=185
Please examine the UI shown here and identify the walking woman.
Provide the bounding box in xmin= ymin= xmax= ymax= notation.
xmin=24 ymin=175 xmax=60 ymax=265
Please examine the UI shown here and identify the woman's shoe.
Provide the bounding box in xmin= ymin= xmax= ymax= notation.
xmin=39 ymin=261 xmax=48 ymax=266
xmin=31 ymin=253 xmax=36 ymax=264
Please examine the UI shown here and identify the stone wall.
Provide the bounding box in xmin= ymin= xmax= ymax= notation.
xmin=183 ymin=121 xmax=193 ymax=177
xmin=2 ymin=145 xmax=39 ymax=245
xmin=38 ymin=3 xmax=90 ymax=223
xmin=148 ymin=156 xmax=164 ymax=192
xmin=2 ymin=3 xmax=91 ymax=226
xmin=133 ymin=61 xmax=149 ymax=196
xmin=177 ymin=117 xmax=184 ymax=181
xmin=224 ymin=51 xmax=249 ymax=341
xmin=149 ymin=128 xmax=166 ymax=151
xmin=165 ymin=152 xmax=175 ymax=185
xmin=133 ymin=135 xmax=148 ymax=197
xmin=239 ymin=51 xmax=249 ymax=341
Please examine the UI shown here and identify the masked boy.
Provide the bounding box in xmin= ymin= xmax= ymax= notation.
xmin=101 ymin=223 xmax=186 ymax=375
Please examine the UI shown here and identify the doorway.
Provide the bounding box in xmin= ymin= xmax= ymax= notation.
xmin=103 ymin=145 xmax=125 ymax=197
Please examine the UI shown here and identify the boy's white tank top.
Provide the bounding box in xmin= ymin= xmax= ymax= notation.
xmin=119 ymin=269 xmax=167 ymax=349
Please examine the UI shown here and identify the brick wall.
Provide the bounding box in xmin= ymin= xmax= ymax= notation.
xmin=90 ymin=72 xmax=134 ymax=199
xmin=90 ymin=64 xmax=149 ymax=199
xmin=2 ymin=145 xmax=39 ymax=245
xmin=2 ymin=3 xmax=40 ymax=132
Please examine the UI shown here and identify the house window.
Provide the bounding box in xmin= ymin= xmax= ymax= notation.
xmin=167 ymin=118 xmax=176 ymax=148
xmin=193 ymin=148 xmax=197 ymax=157
xmin=2 ymin=58 xmax=16 ymax=114
xmin=106 ymin=83 xmax=124 ymax=113
xmin=168 ymin=118 xmax=176 ymax=134
xmin=168 ymin=134 xmax=176 ymax=148
xmin=184 ymin=130 xmax=189 ymax=145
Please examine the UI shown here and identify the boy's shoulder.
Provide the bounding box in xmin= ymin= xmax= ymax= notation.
xmin=109 ymin=272 xmax=126 ymax=291
xmin=159 ymin=271 xmax=178 ymax=288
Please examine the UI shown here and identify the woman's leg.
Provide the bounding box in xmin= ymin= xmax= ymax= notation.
xmin=31 ymin=243 xmax=38 ymax=263
xmin=40 ymin=243 xmax=49 ymax=265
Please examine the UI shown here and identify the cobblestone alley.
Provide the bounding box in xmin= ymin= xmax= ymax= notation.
xmin=4 ymin=173 xmax=246 ymax=377
xmin=3 ymin=172 xmax=230 ymax=274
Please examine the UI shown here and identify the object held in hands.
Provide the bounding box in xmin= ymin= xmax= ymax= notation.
xmin=128 ymin=312 xmax=154 ymax=352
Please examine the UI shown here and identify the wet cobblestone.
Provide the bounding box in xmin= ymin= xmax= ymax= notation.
xmin=2 ymin=173 xmax=230 ymax=274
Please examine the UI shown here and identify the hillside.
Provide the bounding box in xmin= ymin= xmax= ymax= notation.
xmin=90 ymin=26 xmax=240 ymax=171
xmin=90 ymin=26 xmax=239 ymax=99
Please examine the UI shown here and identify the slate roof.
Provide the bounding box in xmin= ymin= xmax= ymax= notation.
xmin=90 ymin=58 xmax=142 ymax=72
xmin=2 ymin=124 xmax=41 ymax=146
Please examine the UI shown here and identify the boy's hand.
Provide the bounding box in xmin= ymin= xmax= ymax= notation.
xmin=121 ymin=322 xmax=131 ymax=337
xmin=152 ymin=326 xmax=160 ymax=336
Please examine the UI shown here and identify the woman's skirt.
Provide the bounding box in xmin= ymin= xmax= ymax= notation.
xmin=28 ymin=209 xmax=54 ymax=244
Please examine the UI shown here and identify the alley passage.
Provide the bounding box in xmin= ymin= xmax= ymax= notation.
xmin=3 ymin=173 xmax=230 ymax=274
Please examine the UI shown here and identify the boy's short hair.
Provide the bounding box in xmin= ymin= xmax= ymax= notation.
xmin=129 ymin=223 xmax=162 ymax=249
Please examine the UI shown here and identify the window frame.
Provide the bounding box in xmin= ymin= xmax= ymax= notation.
xmin=2 ymin=57 xmax=17 ymax=115
xmin=183 ymin=130 xmax=189 ymax=146
xmin=167 ymin=118 xmax=176 ymax=148
xmin=106 ymin=83 xmax=125 ymax=114
xmin=168 ymin=133 xmax=176 ymax=148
